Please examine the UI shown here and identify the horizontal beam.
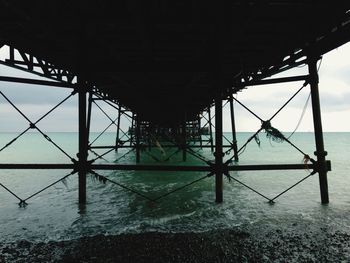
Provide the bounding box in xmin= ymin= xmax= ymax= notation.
xmin=0 ymin=164 xmax=75 ymax=169
xmin=0 ymin=163 xmax=212 ymax=172
xmin=236 ymin=75 xmax=309 ymax=88
xmin=0 ymin=161 xmax=330 ymax=172
xmin=91 ymin=164 xmax=212 ymax=172
xmin=89 ymin=145 xmax=233 ymax=149
xmin=0 ymin=76 xmax=74 ymax=88
xmin=0 ymin=60 xmax=76 ymax=85
xmin=227 ymin=162 xmax=326 ymax=171
xmin=91 ymin=162 xmax=329 ymax=172
xmin=6 ymin=60 xmax=45 ymax=67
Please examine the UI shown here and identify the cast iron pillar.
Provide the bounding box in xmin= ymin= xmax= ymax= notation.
xmin=198 ymin=116 xmax=203 ymax=149
xmin=229 ymin=95 xmax=239 ymax=162
xmin=130 ymin=113 xmax=135 ymax=146
xmin=115 ymin=105 xmax=121 ymax=152
xmin=308 ymin=56 xmax=329 ymax=204
xmin=208 ymin=108 xmax=214 ymax=152
xmin=182 ymin=119 xmax=187 ymax=162
xmin=86 ymin=91 xmax=93 ymax=143
xmin=135 ymin=115 xmax=141 ymax=163
xmin=215 ymin=93 xmax=223 ymax=203
xmin=78 ymin=80 xmax=88 ymax=205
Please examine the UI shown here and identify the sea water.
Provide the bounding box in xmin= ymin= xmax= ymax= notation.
xmin=0 ymin=132 xmax=349 ymax=242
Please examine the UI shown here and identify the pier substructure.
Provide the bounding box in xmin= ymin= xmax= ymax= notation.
xmin=308 ymin=56 xmax=329 ymax=204
xmin=0 ymin=41 xmax=338 ymax=207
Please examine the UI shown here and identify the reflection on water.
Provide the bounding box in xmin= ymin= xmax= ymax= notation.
xmin=0 ymin=132 xmax=349 ymax=242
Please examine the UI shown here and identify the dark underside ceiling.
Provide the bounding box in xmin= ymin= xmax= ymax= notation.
xmin=1 ymin=1 xmax=350 ymax=125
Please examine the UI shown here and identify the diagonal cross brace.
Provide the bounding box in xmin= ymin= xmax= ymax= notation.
xmin=225 ymin=82 xmax=310 ymax=163
xmin=0 ymin=91 xmax=76 ymax=162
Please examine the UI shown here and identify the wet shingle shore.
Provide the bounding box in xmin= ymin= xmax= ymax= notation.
xmin=1 ymin=225 xmax=350 ymax=263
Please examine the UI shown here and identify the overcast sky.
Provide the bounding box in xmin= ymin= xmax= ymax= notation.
xmin=1 ymin=43 xmax=350 ymax=133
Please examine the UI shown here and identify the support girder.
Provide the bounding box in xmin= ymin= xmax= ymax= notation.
xmin=0 ymin=45 xmax=76 ymax=84
xmin=0 ymin=76 xmax=74 ymax=88
xmin=0 ymin=162 xmax=328 ymax=173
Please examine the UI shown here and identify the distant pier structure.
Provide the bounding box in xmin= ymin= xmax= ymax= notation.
xmin=1 ymin=2 xmax=350 ymax=206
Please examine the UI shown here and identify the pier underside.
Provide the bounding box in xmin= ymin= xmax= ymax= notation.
xmin=1 ymin=1 xmax=350 ymax=205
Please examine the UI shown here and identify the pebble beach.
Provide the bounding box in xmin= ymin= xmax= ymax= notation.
xmin=1 ymin=221 xmax=350 ymax=263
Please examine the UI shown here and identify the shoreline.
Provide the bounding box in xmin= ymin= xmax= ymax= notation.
xmin=1 ymin=225 xmax=349 ymax=263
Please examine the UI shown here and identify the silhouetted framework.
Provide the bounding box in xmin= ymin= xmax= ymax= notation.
xmin=1 ymin=2 xmax=350 ymax=206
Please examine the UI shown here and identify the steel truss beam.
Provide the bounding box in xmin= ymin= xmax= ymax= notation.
xmin=89 ymin=145 xmax=233 ymax=149
xmin=232 ymin=12 xmax=350 ymax=93
xmin=1 ymin=45 xmax=76 ymax=83
xmin=235 ymin=75 xmax=309 ymax=89
xmin=0 ymin=162 xmax=328 ymax=173
xmin=0 ymin=45 xmax=129 ymax=115
xmin=0 ymin=76 xmax=74 ymax=88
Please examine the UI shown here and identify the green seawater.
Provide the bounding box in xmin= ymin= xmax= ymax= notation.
xmin=0 ymin=132 xmax=349 ymax=242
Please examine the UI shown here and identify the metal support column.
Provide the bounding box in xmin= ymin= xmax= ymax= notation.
xmin=78 ymin=81 xmax=88 ymax=204
xmin=130 ymin=113 xmax=135 ymax=146
xmin=229 ymin=95 xmax=239 ymax=162
xmin=147 ymin=124 xmax=152 ymax=151
xmin=198 ymin=115 xmax=203 ymax=149
xmin=182 ymin=120 xmax=187 ymax=162
xmin=135 ymin=115 xmax=141 ymax=163
xmin=115 ymin=105 xmax=121 ymax=152
xmin=208 ymin=108 xmax=214 ymax=152
xmin=86 ymin=92 xmax=93 ymax=143
xmin=308 ymin=56 xmax=329 ymax=204
xmin=215 ymin=94 xmax=223 ymax=203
